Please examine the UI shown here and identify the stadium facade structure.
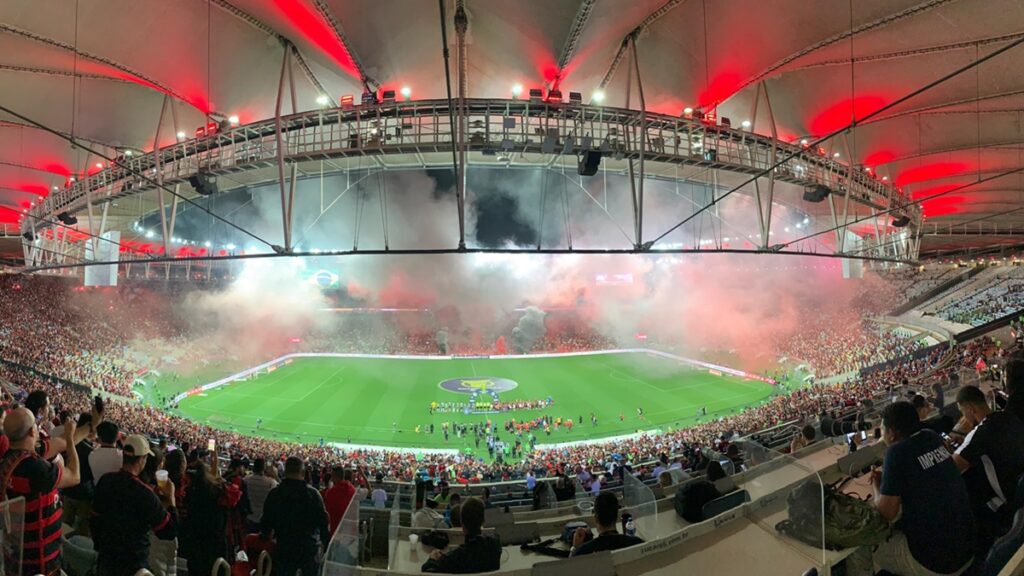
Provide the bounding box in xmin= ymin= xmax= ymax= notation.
xmin=20 ymin=95 xmax=922 ymax=276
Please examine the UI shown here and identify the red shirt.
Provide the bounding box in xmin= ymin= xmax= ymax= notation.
xmin=322 ymin=481 xmax=356 ymax=535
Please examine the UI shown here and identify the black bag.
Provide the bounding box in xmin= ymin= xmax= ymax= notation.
xmin=421 ymin=530 xmax=450 ymax=549
xmin=674 ymin=480 xmax=720 ymax=523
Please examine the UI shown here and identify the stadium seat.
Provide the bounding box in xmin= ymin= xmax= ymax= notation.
xmin=531 ymin=550 xmax=615 ymax=576
xmin=701 ymin=489 xmax=750 ymax=520
xmin=980 ymin=473 xmax=1024 ymax=576
xmin=61 ymin=535 xmax=97 ymax=576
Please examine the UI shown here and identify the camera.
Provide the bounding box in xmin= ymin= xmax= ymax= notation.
xmin=820 ymin=415 xmax=873 ymax=437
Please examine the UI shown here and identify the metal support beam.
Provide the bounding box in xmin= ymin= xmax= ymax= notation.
xmin=598 ymin=0 xmax=687 ymax=91
xmin=623 ymin=34 xmax=647 ymax=249
xmin=439 ymin=0 xmax=466 ymax=249
xmin=312 ymin=0 xmax=379 ymax=90
xmin=761 ymin=81 xmax=779 ymax=249
xmin=455 ymin=2 xmax=469 ymax=250
xmin=167 ymin=188 xmax=179 ymax=244
xmin=85 ymin=191 xmax=97 ymax=259
xmin=275 ymin=48 xmax=293 ymax=252
xmin=153 ymin=96 xmax=172 ymax=256
xmin=552 ymin=0 xmax=597 ymax=91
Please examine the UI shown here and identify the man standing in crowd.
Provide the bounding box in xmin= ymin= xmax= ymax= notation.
xmin=261 ymin=457 xmax=330 ymax=576
xmin=422 ymin=497 xmax=501 ymax=573
xmin=371 ymin=475 xmax=388 ymax=509
xmin=933 ymin=378 xmax=946 ymax=410
xmin=571 ymin=491 xmax=644 ymax=556
xmin=851 ymin=401 xmax=974 ymax=576
xmin=952 ymin=385 xmax=1024 ymax=548
xmin=89 ymin=421 xmax=122 ymax=479
xmin=1 ymin=408 xmax=81 ymax=576
xmin=23 ymin=390 xmax=91 ymax=460
xmin=322 ymin=466 xmax=356 ymax=536
xmin=62 ymin=413 xmax=96 ymax=536
xmin=91 ymin=434 xmax=177 ymax=576
xmin=244 ymin=457 xmax=278 ymax=532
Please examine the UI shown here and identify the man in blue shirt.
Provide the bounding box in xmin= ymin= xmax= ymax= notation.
xmin=853 ymin=401 xmax=974 ymax=576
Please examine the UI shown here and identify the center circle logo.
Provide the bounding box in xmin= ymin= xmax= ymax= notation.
xmin=439 ymin=377 xmax=518 ymax=394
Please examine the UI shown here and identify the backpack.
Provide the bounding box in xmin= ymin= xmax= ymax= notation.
xmin=673 ymin=480 xmax=721 ymax=523
xmin=775 ymin=480 xmax=891 ymax=550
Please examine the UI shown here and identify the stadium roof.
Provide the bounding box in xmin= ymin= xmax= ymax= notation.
xmin=2 ymin=0 xmax=1024 ymax=259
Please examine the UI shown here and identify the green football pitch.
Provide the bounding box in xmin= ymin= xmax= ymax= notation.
xmin=169 ymin=352 xmax=776 ymax=452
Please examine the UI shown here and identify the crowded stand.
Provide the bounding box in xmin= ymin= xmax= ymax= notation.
xmin=2 ymin=271 xmax=1024 ymax=576
xmin=776 ymin=312 xmax=926 ymax=378
xmin=0 ymin=277 xmax=957 ymax=486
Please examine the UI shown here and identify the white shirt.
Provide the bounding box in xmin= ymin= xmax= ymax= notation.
xmin=89 ymin=445 xmax=123 ymax=479
xmin=372 ymin=488 xmax=388 ymax=508
xmin=244 ymin=474 xmax=279 ymax=523
xmin=590 ymin=478 xmax=601 ymax=496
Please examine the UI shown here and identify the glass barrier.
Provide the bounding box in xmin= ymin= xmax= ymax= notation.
xmin=0 ymin=497 xmax=24 ymax=576
xmin=388 ymin=485 xmax=402 ymax=570
xmin=535 ymin=480 xmax=558 ymax=509
xmin=573 ymin=475 xmax=594 ymax=517
xmin=322 ymin=494 xmax=361 ymax=576
xmin=738 ymin=440 xmax=828 ymax=568
xmin=665 ymin=467 xmax=691 ymax=485
xmin=622 ymin=472 xmax=657 ymax=540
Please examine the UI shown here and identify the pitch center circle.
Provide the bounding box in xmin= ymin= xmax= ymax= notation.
xmin=438 ymin=377 xmax=519 ymax=394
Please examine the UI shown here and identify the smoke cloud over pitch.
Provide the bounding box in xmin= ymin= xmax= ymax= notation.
xmin=164 ymin=166 xmax=888 ymax=369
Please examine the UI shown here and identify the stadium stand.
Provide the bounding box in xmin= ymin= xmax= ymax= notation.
xmin=2 ymin=272 xmax=1022 ymax=574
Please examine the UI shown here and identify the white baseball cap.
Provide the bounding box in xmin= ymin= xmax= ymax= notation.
xmin=122 ymin=434 xmax=154 ymax=457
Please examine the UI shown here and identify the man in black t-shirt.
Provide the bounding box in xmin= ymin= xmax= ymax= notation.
xmin=952 ymin=385 xmax=1024 ymax=543
xmin=422 ymin=497 xmax=501 ymax=573
xmin=91 ymin=434 xmax=177 ymax=576
xmin=852 ymin=401 xmax=974 ymax=576
xmin=571 ymin=491 xmax=643 ymax=557
xmin=261 ymin=457 xmax=330 ymax=576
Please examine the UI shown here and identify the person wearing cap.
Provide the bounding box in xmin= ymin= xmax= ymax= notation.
xmin=91 ymin=434 xmax=178 ymax=576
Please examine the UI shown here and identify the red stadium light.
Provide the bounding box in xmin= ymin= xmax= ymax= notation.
xmin=195 ymin=122 xmax=219 ymax=138
xmin=340 ymin=94 xmax=354 ymax=109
